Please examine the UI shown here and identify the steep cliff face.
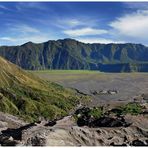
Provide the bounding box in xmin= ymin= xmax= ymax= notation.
xmin=0 ymin=39 xmax=148 ymax=72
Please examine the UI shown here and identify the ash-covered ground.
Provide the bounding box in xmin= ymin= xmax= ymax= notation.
xmin=33 ymin=71 xmax=148 ymax=105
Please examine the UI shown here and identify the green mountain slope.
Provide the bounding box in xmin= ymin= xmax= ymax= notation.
xmin=0 ymin=56 xmax=89 ymax=122
xmin=0 ymin=39 xmax=148 ymax=72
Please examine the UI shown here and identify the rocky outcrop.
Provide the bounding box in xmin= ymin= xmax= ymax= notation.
xmin=23 ymin=125 xmax=148 ymax=146
xmin=90 ymin=90 xmax=118 ymax=95
xmin=69 ymin=125 xmax=148 ymax=146
xmin=0 ymin=104 xmax=147 ymax=146
xmin=0 ymin=112 xmax=26 ymax=129
xmin=77 ymin=116 xmax=131 ymax=128
xmin=75 ymin=106 xmax=131 ymax=128
xmin=0 ymin=114 xmax=147 ymax=146
xmin=92 ymin=117 xmax=131 ymax=128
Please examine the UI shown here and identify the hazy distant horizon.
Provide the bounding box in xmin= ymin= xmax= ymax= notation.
xmin=0 ymin=38 xmax=147 ymax=47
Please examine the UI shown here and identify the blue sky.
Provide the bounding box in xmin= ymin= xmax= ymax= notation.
xmin=0 ymin=2 xmax=148 ymax=45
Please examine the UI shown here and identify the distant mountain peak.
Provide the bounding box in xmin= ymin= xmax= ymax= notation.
xmin=21 ymin=41 xmax=34 ymax=46
xmin=0 ymin=39 xmax=148 ymax=72
xmin=19 ymin=39 xmax=146 ymax=47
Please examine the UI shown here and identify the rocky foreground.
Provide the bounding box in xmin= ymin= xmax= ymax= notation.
xmin=0 ymin=103 xmax=148 ymax=146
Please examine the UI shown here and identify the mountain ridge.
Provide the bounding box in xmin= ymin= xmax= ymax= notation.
xmin=1 ymin=38 xmax=146 ymax=48
xmin=0 ymin=38 xmax=148 ymax=72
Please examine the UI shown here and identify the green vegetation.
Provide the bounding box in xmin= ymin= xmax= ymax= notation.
xmin=120 ymin=103 xmax=142 ymax=115
xmin=88 ymin=107 xmax=103 ymax=119
xmin=74 ymin=106 xmax=104 ymax=121
xmin=74 ymin=103 xmax=143 ymax=124
xmin=30 ymin=70 xmax=106 ymax=83
xmin=30 ymin=70 xmax=100 ymax=74
xmin=0 ymin=57 xmax=90 ymax=122
xmin=112 ymin=103 xmax=143 ymax=115
xmin=0 ymin=39 xmax=148 ymax=72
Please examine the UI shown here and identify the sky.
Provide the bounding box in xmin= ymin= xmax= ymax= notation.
xmin=0 ymin=2 xmax=148 ymax=46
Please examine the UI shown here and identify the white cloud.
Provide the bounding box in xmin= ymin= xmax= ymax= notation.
xmin=55 ymin=18 xmax=99 ymax=29
xmin=0 ymin=37 xmax=16 ymax=42
xmin=16 ymin=2 xmax=46 ymax=11
xmin=63 ymin=27 xmax=108 ymax=37
xmin=10 ymin=24 xmax=40 ymax=34
xmin=0 ymin=4 xmax=10 ymax=10
xmin=124 ymin=2 xmax=148 ymax=10
xmin=0 ymin=24 xmax=50 ymax=45
xmin=0 ymin=34 xmax=50 ymax=45
xmin=110 ymin=10 xmax=148 ymax=40
xmin=20 ymin=34 xmax=49 ymax=44
xmin=62 ymin=19 xmax=82 ymax=27
xmin=76 ymin=37 xmax=125 ymax=44
xmin=55 ymin=19 xmax=81 ymax=29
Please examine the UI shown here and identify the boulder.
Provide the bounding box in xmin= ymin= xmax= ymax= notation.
xmin=26 ymin=135 xmax=46 ymax=146
xmin=131 ymin=139 xmax=147 ymax=146
xmin=77 ymin=116 xmax=132 ymax=128
xmin=0 ymin=121 xmax=8 ymax=130
xmin=44 ymin=121 xmax=56 ymax=127
xmin=92 ymin=117 xmax=131 ymax=128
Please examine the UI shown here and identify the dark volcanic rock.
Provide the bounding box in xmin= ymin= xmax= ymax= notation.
xmin=131 ymin=139 xmax=147 ymax=146
xmin=26 ymin=135 xmax=46 ymax=146
xmin=91 ymin=117 xmax=131 ymax=128
xmin=1 ymin=123 xmax=36 ymax=141
xmin=77 ymin=116 xmax=131 ymax=128
xmin=77 ymin=118 xmax=88 ymax=127
xmin=0 ymin=136 xmax=19 ymax=146
xmin=75 ymin=107 xmax=90 ymax=115
xmin=44 ymin=121 xmax=56 ymax=127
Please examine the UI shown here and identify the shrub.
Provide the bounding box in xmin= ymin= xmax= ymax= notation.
xmin=88 ymin=107 xmax=103 ymax=119
xmin=120 ymin=103 xmax=142 ymax=115
xmin=111 ymin=103 xmax=142 ymax=116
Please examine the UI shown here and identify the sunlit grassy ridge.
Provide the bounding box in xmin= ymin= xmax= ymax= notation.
xmin=0 ymin=57 xmax=90 ymax=122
